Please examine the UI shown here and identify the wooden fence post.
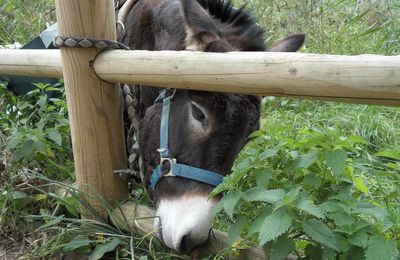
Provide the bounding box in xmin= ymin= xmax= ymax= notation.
xmin=54 ymin=0 xmax=128 ymax=218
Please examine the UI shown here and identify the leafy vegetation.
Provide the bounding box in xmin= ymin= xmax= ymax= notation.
xmin=0 ymin=0 xmax=399 ymax=259
xmin=0 ymin=82 xmax=178 ymax=259
xmin=212 ymin=99 xmax=400 ymax=259
xmin=209 ymin=1 xmax=400 ymax=258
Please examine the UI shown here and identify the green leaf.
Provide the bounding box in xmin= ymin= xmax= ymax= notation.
xmin=365 ymin=236 xmax=399 ymax=260
xmin=304 ymin=244 xmax=323 ymax=260
xmin=303 ymin=173 xmax=322 ymax=189
xmin=329 ymin=211 xmax=355 ymax=227
xmin=293 ymin=150 xmax=318 ymax=169
xmin=342 ymin=165 xmax=354 ymax=182
xmin=302 ymin=219 xmax=338 ymax=251
xmin=348 ymin=230 xmax=368 ymax=248
xmin=12 ymin=191 xmax=29 ymax=199
xmin=285 ymin=187 xmax=302 ymax=201
xmin=296 ymin=197 xmax=325 ymax=219
xmin=319 ymin=201 xmax=341 ymax=212
xmin=17 ymin=100 xmax=32 ymax=110
xmin=249 ymin=130 xmax=264 ymax=139
xmin=384 ymin=209 xmax=400 ymax=231
xmin=326 ymin=149 xmax=347 ymax=176
xmin=18 ymin=141 xmax=34 ymax=160
xmin=343 ymin=135 xmax=367 ymax=144
xmin=270 ymin=234 xmax=295 ymax=260
xmin=255 ymin=168 xmax=273 ymax=187
xmin=259 ymin=209 xmax=292 ymax=246
xmin=346 ymin=246 xmax=365 ymax=260
xmin=388 ymin=162 xmax=400 ymax=171
xmin=236 ymin=157 xmax=253 ymax=172
xmin=47 ymin=129 xmax=62 ymax=145
xmin=33 ymin=194 xmax=48 ymax=201
xmin=222 ymin=191 xmax=242 ymax=219
xmin=211 ymin=200 xmax=224 ymax=218
xmin=353 ymin=203 xmax=387 ymax=222
xmin=243 ymin=188 xmax=285 ymax=204
xmin=36 ymin=215 xmax=64 ymax=231
xmin=260 ymin=149 xmax=278 ymax=160
xmin=248 ymin=206 xmax=272 ymax=235
xmin=11 ymin=191 xmax=31 ymax=210
xmin=354 ymin=177 xmax=369 ymax=194
xmin=210 ymin=170 xmax=245 ymax=196
xmin=227 ymin=215 xmax=247 ymax=246
xmin=63 ymin=196 xmax=80 ymax=218
xmin=48 ymin=192 xmax=80 ymax=218
xmin=374 ymin=149 xmax=400 ymax=161
xmin=335 ymin=233 xmax=351 ymax=252
xmin=62 ymin=235 xmax=92 ymax=253
xmin=7 ymin=136 xmax=19 ymax=149
xmin=89 ymin=238 xmax=122 ymax=260
xmin=37 ymin=95 xmax=47 ymax=108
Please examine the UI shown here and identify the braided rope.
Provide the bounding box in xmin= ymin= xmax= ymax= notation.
xmin=53 ymin=36 xmax=129 ymax=50
xmin=122 ymin=84 xmax=143 ymax=181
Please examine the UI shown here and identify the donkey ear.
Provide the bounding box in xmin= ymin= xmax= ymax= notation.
xmin=268 ymin=33 xmax=305 ymax=52
xmin=180 ymin=0 xmax=227 ymax=51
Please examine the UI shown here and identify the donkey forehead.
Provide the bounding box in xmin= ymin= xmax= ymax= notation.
xmin=187 ymin=91 xmax=257 ymax=114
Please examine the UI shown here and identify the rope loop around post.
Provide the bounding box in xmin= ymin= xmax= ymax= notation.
xmin=53 ymin=36 xmax=129 ymax=50
xmin=54 ymin=35 xmax=130 ymax=83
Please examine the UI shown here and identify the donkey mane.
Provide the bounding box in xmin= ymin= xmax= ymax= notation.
xmin=196 ymin=0 xmax=265 ymax=51
xmin=198 ymin=0 xmax=256 ymax=27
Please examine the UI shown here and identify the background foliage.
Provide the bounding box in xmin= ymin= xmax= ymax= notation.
xmin=0 ymin=0 xmax=399 ymax=259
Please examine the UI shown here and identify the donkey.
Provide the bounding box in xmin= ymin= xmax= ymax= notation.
xmin=121 ymin=0 xmax=305 ymax=253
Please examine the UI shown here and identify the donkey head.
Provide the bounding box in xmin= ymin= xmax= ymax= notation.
xmin=131 ymin=0 xmax=305 ymax=253
xmin=139 ymin=91 xmax=261 ymax=252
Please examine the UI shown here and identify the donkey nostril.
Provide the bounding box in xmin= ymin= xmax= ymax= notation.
xmin=179 ymin=234 xmax=195 ymax=253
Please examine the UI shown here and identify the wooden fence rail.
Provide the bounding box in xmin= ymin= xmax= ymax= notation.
xmin=1 ymin=49 xmax=399 ymax=106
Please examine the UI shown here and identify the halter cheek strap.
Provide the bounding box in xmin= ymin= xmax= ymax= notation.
xmin=149 ymin=91 xmax=225 ymax=190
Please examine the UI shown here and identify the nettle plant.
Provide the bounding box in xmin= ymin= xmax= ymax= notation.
xmin=211 ymin=121 xmax=400 ymax=259
xmin=3 ymin=82 xmax=73 ymax=177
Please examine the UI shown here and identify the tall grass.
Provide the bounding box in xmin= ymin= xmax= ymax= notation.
xmin=262 ymin=99 xmax=400 ymax=151
xmin=246 ymin=0 xmax=400 ymax=55
xmin=0 ymin=0 xmax=55 ymax=45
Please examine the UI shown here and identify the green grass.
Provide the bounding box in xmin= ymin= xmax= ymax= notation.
xmin=245 ymin=0 xmax=400 ymax=55
xmin=0 ymin=0 xmax=399 ymax=259
xmin=0 ymin=0 xmax=55 ymax=46
xmin=262 ymin=98 xmax=400 ymax=151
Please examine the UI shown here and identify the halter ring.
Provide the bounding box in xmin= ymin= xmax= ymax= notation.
xmin=160 ymin=157 xmax=177 ymax=177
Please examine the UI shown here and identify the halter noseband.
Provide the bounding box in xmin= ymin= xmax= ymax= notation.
xmin=149 ymin=90 xmax=225 ymax=190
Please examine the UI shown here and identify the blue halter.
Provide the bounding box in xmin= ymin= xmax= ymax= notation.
xmin=149 ymin=90 xmax=225 ymax=190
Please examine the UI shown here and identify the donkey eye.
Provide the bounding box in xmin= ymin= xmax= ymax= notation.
xmin=191 ymin=102 xmax=206 ymax=121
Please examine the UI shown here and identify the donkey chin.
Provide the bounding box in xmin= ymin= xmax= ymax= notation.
xmin=153 ymin=194 xmax=217 ymax=253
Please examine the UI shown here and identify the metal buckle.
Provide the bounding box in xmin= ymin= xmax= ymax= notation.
xmin=160 ymin=157 xmax=176 ymax=177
